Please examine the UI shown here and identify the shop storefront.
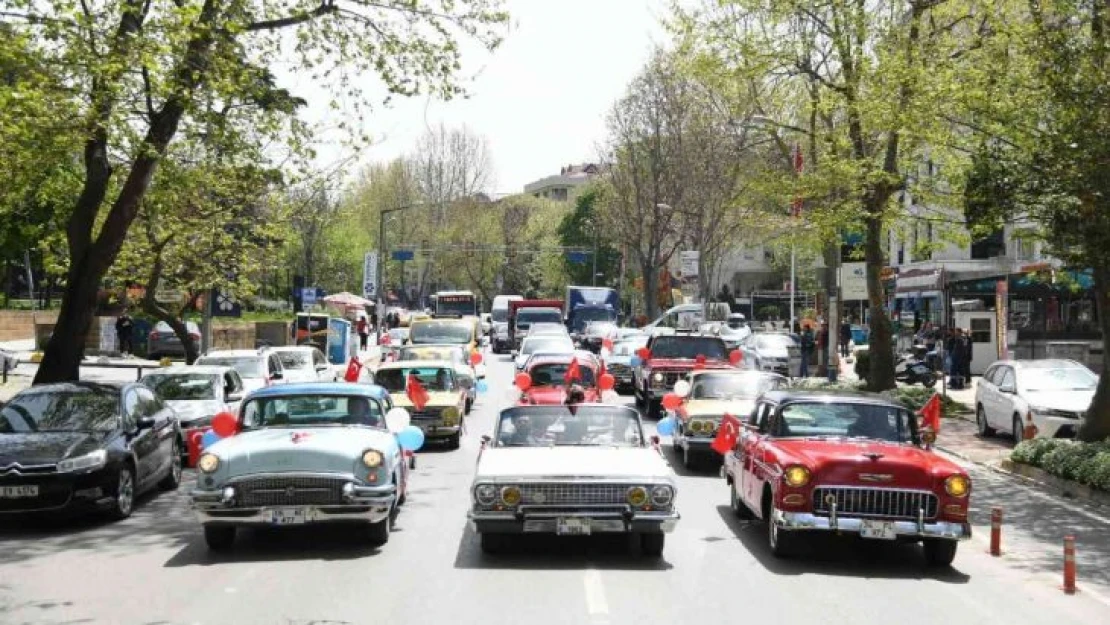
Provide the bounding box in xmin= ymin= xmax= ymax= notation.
xmin=892 ymin=267 xmax=946 ymax=330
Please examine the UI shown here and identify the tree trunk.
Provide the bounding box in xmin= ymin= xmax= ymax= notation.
xmin=34 ymin=262 xmax=102 ymax=382
xmin=642 ymin=261 xmax=659 ymax=320
xmin=864 ymin=200 xmax=896 ymax=391
xmin=1078 ymin=263 xmax=1110 ymax=441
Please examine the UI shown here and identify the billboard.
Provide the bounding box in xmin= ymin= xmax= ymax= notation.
xmin=363 ymin=252 xmax=378 ymax=300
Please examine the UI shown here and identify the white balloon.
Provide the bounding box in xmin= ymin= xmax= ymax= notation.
xmin=384 ymin=407 xmax=411 ymax=433
xmin=673 ymin=380 xmax=692 ymax=398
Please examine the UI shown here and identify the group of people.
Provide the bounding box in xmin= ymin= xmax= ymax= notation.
xmin=915 ymin=322 xmax=974 ymax=385
xmin=355 ymin=310 xmax=405 ymax=350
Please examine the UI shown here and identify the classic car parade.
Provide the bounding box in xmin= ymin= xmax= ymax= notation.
xmin=670 ymin=369 xmax=788 ymax=469
xmin=516 ymin=353 xmax=603 ymax=405
xmin=634 ymin=334 xmax=736 ymax=417
xmin=396 ymin=344 xmax=485 ymax=414
xmin=722 ymin=390 xmax=971 ymax=566
xmin=140 ymin=365 xmax=246 ymax=465
xmin=468 ymin=404 xmax=679 ymax=557
xmin=190 ymin=383 xmax=410 ymax=550
xmin=372 ymin=361 xmax=467 ymax=449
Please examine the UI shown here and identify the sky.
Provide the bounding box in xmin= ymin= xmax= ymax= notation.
xmin=304 ymin=0 xmax=671 ymax=195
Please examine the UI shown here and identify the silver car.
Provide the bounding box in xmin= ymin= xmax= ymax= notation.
xmin=739 ymin=332 xmax=800 ymax=377
xmin=147 ymin=321 xmax=201 ymax=359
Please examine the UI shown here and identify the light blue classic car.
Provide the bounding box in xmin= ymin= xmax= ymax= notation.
xmin=191 ymin=383 xmax=411 ymax=550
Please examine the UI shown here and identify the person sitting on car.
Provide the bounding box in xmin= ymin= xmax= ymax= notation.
xmin=564 ymin=384 xmax=586 ymax=405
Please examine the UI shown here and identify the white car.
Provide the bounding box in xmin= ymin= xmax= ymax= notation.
xmin=514 ymin=335 xmax=575 ymax=371
xmin=468 ymin=404 xmax=679 ymax=557
xmin=975 ymin=359 xmax=1097 ymax=444
xmin=140 ymin=365 xmax=246 ymax=461
xmin=270 ymin=346 xmax=336 ymax=383
xmin=739 ymin=332 xmax=800 ymax=377
xmin=194 ymin=348 xmax=287 ymax=394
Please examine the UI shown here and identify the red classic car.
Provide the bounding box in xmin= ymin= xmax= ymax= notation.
xmin=723 ymin=390 xmax=971 ymax=566
xmin=634 ymin=334 xmax=735 ymax=417
xmin=517 ymin=354 xmax=602 ymax=405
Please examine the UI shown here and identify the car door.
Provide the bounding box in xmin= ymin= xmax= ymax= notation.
xmin=224 ymin=371 xmax=245 ymax=412
xmin=983 ymin=366 xmax=1007 ymax=428
xmin=122 ymin=388 xmax=160 ymax=489
xmin=978 ymin=365 xmax=999 ymax=423
xmin=739 ymin=401 xmax=773 ymax=512
xmin=995 ymin=366 xmax=1018 ymax=432
xmin=138 ymin=386 xmax=177 ymax=481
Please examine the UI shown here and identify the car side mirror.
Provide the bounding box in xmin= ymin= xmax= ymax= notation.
xmin=481 ymin=434 xmax=492 ymax=445
xmin=136 ymin=416 xmax=156 ymax=430
xmin=999 ymin=384 xmax=1016 ymax=394
xmin=227 ymin=391 xmax=244 ymax=403
xmin=315 ymin=364 xmax=329 ymax=372
xmin=270 ymin=371 xmax=283 ymax=380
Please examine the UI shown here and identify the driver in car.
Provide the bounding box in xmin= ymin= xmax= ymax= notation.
xmin=348 ymin=397 xmax=378 ymax=427
xmin=847 ymin=411 xmax=897 ymax=440
xmin=508 ymin=415 xmax=540 ymax=445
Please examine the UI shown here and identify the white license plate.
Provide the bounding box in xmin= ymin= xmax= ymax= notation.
xmin=859 ymin=519 xmax=896 ymax=540
xmin=0 ymin=485 xmax=39 ymax=498
xmin=556 ymin=517 xmax=591 ymax=536
xmin=264 ymin=507 xmax=316 ymax=525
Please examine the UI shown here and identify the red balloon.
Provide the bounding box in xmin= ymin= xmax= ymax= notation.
xmin=661 ymin=393 xmax=682 ymax=410
xmin=729 ymin=349 xmax=743 ymax=366
xmin=470 ymin=351 xmax=483 ymax=366
xmin=211 ymin=411 xmax=239 ymax=438
xmin=636 ymin=347 xmax=652 ymax=361
xmin=598 ymin=373 xmax=616 ymax=391
xmin=514 ymin=372 xmax=532 ymax=390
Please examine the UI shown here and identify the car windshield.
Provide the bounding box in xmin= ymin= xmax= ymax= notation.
xmin=142 ymin=374 xmax=218 ymax=400
xmin=491 ymin=308 xmax=509 ymax=322
xmin=518 ymin=308 xmax=562 ymax=324
xmin=573 ymin=308 xmax=616 ymax=331
xmin=437 ymin=295 xmax=476 ymax=317
xmin=374 ymin=367 xmax=456 ymax=392
xmin=755 ymin=334 xmax=796 ymax=350
xmin=241 ymin=394 xmax=382 ymax=428
xmin=650 ymin=337 xmax=727 ymax=360
xmin=398 ymin=347 xmax=461 ymax=363
xmin=523 ymin=338 xmax=574 ymax=355
xmin=1021 ymin=366 xmax=1098 ymax=392
xmin=496 ymin=406 xmax=643 ymax=447
xmin=275 ymin=351 xmax=312 ymax=370
xmin=196 ymin=356 xmax=264 ymax=378
xmin=529 ymin=362 xmax=597 ymax=386
xmin=690 ymin=373 xmax=785 ymax=400
xmin=773 ymin=401 xmax=916 ymax=443
xmin=0 ymin=389 xmax=120 ymax=433
xmin=410 ymin=321 xmax=471 ymax=344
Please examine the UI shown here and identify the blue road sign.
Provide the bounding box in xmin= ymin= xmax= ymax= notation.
xmin=392 ymin=250 xmax=415 ymax=261
xmin=566 ymin=251 xmax=589 ymax=264
xmin=302 ymin=287 xmax=317 ymax=306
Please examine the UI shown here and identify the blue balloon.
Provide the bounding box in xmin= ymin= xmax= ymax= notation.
xmin=476 ymin=379 xmax=489 ymax=394
xmin=201 ymin=429 xmax=222 ymax=449
xmin=397 ymin=425 xmax=425 ymax=451
xmin=630 ymin=355 xmax=642 ymax=367
xmin=656 ymin=416 xmax=676 ymax=436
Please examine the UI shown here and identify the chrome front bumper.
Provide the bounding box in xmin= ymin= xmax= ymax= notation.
xmin=192 ymin=482 xmax=396 ymax=526
xmin=677 ymin=437 xmax=715 ymax=452
xmin=773 ymin=509 xmax=970 ymax=540
xmin=468 ymin=507 xmax=680 ymax=534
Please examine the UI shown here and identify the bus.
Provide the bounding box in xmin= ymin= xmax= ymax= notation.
xmin=433 ymin=290 xmax=478 ymax=318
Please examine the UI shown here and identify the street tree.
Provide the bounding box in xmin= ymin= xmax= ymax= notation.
xmin=1 ymin=1 xmax=508 ymax=383
xmin=556 ymin=187 xmax=621 ymax=287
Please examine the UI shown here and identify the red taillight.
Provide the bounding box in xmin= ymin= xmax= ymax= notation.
xmin=188 ymin=333 xmax=201 ymax=341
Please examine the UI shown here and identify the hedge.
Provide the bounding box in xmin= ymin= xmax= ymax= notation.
xmin=792 ymin=377 xmax=968 ymax=415
xmin=1011 ymin=438 xmax=1110 ymax=492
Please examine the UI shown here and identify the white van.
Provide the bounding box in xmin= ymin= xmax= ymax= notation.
xmin=490 ymin=295 xmax=524 ymax=353
xmin=642 ymin=303 xmax=731 ymax=334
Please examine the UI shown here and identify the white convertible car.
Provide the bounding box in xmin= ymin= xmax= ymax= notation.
xmin=468 ymin=404 xmax=679 ymax=557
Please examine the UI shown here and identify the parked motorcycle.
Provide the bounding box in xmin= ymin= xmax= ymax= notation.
xmin=894 ymin=351 xmax=938 ymax=388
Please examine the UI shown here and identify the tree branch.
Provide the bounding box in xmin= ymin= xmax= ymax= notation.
xmin=245 ymin=1 xmax=337 ymax=32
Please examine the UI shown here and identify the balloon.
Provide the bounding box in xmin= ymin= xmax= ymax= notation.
xmin=729 ymin=349 xmax=743 ymax=366
xmin=661 ymin=393 xmax=682 ymax=410
xmin=630 ymin=355 xmax=642 ymax=367
xmin=476 ymin=379 xmax=489 ymax=393
xmin=656 ymin=416 xmax=676 ymax=436
xmin=200 ymin=429 xmax=222 ymax=450
xmin=211 ymin=411 xmax=239 ymax=438
xmin=598 ymin=373 xmax=616 ymax=391
xmin=673 ymin=379 xmax=691 ymax=398
xmin=397 ymin=425 xmax=425 ymax=451
xmin=514 ymin=372 xmax=532 ymax=390
xmin=470 ymin=351 xmax=483 ymax=366
xmin=385 ymin=407 xmax=411 ymax=433
xmin=636 ymin=347 xmax=652 ymax=361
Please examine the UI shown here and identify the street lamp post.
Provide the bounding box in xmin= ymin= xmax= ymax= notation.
xmin=376 ymin=204 xmax=421 ymax=342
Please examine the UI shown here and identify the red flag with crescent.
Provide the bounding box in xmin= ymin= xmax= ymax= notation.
xmin=406 ymin=373 xmax=430 ymax=411
xmin=344 ymin=356 xmax=362 ymax=382
xmin=711 ymin=413 xmax=742 ymax=455
xmin=564 ymin=357 xmax=582 ymax=385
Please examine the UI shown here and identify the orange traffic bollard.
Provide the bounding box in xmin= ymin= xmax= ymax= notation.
xmin=989 ymin=507 xmax=1002 ymax=556
xmin=1063 ymin=535 xmax=1077 ymax=594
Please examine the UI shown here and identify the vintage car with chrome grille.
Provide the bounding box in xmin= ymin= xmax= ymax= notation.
xmin=670 ymin=369 xmax=788 ymax=469
xmin=190 ymin=383 xmax=411 ymax=550
xmin=604 ymin=336 xmax=649 ymax=394
xmin=468 ymin=404 xmax=679 ymax=557
xmin=395 ymin=344 xmax=485 ymax=414
xmin=723 ymin=390 xmax=971 ymax=566
xmin=516 ymin=354 xmax=602 ymax=405
xmin=634 ymin=334 xmax=735 ymax=417
xmin=372 ymin=361 xmax=466 ymax=449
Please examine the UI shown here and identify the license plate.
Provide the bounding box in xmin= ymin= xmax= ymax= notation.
xmin=556 ymin=517 xmax=591 ymax=536
xmin=0 ymin=485 xmax=39 ymax=498
xmin=859 ymin=519 xmax=896 ymax=540
xmin=264 ymin=507 xmax=315 ymax=525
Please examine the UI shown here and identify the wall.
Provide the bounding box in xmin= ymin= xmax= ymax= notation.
xmin=0 ymin=310 xmax=58 ymax=342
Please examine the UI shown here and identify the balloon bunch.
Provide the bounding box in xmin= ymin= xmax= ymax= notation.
xmin=200 ymin=412 xmax=239 ymax=450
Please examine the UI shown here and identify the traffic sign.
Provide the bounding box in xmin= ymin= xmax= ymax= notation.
xmin=391 ymin=250 xmax=415 ymax=261
xmin=302 ymin=287 xmax=317 ymax=307
xmin=363 ymin=252 xmax=377 ymax=299
xmin=566 ymin=251 xmax=588 ymax=264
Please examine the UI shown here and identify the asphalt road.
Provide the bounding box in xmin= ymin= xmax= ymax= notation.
xmin=1 ymin=354 xmax=1108 ymax=624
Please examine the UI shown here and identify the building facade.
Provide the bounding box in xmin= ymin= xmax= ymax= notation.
xmin=523 ymin=163 xmax=603 ymax=202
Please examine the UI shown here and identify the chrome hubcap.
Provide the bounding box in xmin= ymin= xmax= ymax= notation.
xmin=118 ymin=471 xmax=134 ymax=514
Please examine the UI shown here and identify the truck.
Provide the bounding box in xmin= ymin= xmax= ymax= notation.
xmin=508 ymin=299 xmax=564 ymax=353
xmin=633 ymin=333 xmax=734 ymax=418
xmin=564 ymin=286 xmax=620 ymax=339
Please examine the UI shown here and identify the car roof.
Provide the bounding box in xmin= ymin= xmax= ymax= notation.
xmin=199 ymin=349 xmax=266 ymax=358
xmin=760 ymin=389 xmax=904 ymax=409
xmin=687 ymin=369 xmax=786 ymax=380
xmin=376 ymin=360 xmax=456 ymax=370
xmin=145 ymin=365 xmax=231 ymax=376
xmin=15 ymin=381 xmax=126 ymax=396
xmin=246 ymin=382 xmax=389 ymax=401
xmin=997 ymin=359 xmax=1091 ymax=370
xmin=270 ymin=345 xmax=318 ymax=353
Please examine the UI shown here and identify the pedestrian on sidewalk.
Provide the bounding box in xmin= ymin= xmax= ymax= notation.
xmin=799 ymin=325 xmax=815 ymax=378
xmin=115 ymin=308 xmax=134 ymax=357
xmin=839 ymin=319 xmax=852 ymax=357
xmin=356 ymin=316 xmax=369 ymax=350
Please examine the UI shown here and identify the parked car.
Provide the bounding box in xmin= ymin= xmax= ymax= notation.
xmin=517 ymin=353 xmax=602 ymax=405
xmin=723 ymin=389 xmax=971 ymax=566
xmin=191 ymin=383 xmax=410 ymax=550
xmin=373 ymin=361 xmax=467 ymax=449
xmin=469 ymin=404 xmax=679 ymax=556
xmin=140 ymin=366 xmax=246 ymax=464
xmin=0 ymin=382 xmax=182 ymax=520
xmin=975 ymin=359 xmax=1098 ymax=443
xmin=0 ymin=348 xmax=18 ymax=373
xmin=194 ymin=348 xmax=286 ymax=394
xmin=739 ymin=332 xmax=801 ymax=377
xmin=397 ymin=344 xmax=484 ymax=414
xmin=147 ymin=321 xmax=201 ymax=359
xmin=580 ymin=321 xmax=619 ymax=353
xmin=514 ymin=335 xmax=576 ymax=371
xmin=270 ymin=346 xmax=336 ymax=383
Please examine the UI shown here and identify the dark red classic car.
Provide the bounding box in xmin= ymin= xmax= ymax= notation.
xmin=723 ymin=390 xmax=971 ymax=566
xmin=634 ymin=334 xmax=735 ymax=417
xmin=517 ymin=354 xmax=602 ymax=405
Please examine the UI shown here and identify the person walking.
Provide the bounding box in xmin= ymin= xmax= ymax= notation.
xmin=356 ymin=315 xmax=369 ymax=351
xmin=799 ymin=325 xmax=815 ymax=378
xmin=839 ymin=319 xmax=852 ymax=357
xmin=115 ymin=308 xmax=134 ymax=357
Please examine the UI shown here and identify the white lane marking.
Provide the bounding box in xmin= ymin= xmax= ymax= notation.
xmin=583 ymin=568 xmax=609 ymax=621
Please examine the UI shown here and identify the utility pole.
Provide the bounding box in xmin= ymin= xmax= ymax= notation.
xmin=591 ymin=219 xmax=599 ymax=286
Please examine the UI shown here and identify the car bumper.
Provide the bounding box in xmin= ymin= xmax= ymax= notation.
xmin=468 ymin=508 xmax=680 ymax=534
xmin=413 ymin=422 xmax=462 ymax=438
xmin=1032 ymin=415 xmax=1081 ymax=439
xmin=0 ymin=470 xmax=126 ymax=517
xmin=678 ymin=437 xmax=716 ymax=453
xmin=772 ymin=509 xmax=971 ymax=540
xmin=191 ymin=483 xmax=396 ymax=526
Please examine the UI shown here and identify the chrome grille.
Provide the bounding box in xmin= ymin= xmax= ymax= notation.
xmin=410 ymin=409 xmax=441 ymax=421
xmin=233 ymin=476 xmax=347 ymax=508
xmin=812 ymin=487 xmax=938 ymax=520
xmin=607 ymin=363 xmax=630 ymax=375
xmin=518 ymin=483 xmax=637 ymax=506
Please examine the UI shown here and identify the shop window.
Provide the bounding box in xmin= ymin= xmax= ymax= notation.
xmin=970 ymin=318 xmax=992 ymax=343
xmin=971 ymin=229 xmax=1005 ymax=259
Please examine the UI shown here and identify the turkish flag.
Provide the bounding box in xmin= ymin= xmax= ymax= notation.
xmin=564 ymin=357 xmax=582 ymax=385
xmin=918 ymin=393 xmax=942 ymax=433
xmin=344 ymin=356 xmax=362 ymax=382
xmin=711 ymin=413 xmax=742 ymax=455
xmin=407 ymin=373 xmax=430 ymax=411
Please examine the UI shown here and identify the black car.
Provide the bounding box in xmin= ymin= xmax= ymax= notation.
xmin=0 ymin=382 xmax=182 ymax=520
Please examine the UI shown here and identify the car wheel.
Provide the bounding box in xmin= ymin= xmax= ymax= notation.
xmin=730 ymin=483 xmax=753 ymax=519
xmin=107 ymin=465 xmax=136 ymax=521
xmin=1012 ymin=414 xmax=1024 ymax=446
xmin=923 ymin=538 xmax=958 ymax=567
xmin=465 ymin=398 xmax=473 ymax=415
xmin=204 ymin=525 xmax=236 ymax=551
xmin=366 ymin=510 xmax=392 ymax=545
xmin=976 ymin=405 xmax=995 ymax=437
xmin=640 ymin=532 xmax=665 ymax=558
xmin=480 ymin=532 xmax=508 ymax=554
xmin=764 ymin=498 xmax=793 ymax=558
xmin=158 ymin=439 xmax=183 ymax=491
xmin=446 ymin=432 xmax=461 ymax=450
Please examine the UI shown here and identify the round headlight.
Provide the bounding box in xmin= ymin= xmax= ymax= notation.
xmin=362 ymin=450 xmax=383 ymax=468
xmin=945 ymin=475 xmax=970 ymax=498
xmin=442 ymin=406 xmax=460 ymax=422
xmin=627 ymin=485 xmax=648 ymax=506
xmin=650 ymin=485 xmax=673 ymax=506
xmin=500 ymin=486 xmax=521 ymax=506
xmin=652 ymin=372 xmax=664 ymax=382
xmin=475 ymin=484 xmax=497 ymax=505
xmin=197 ymin=454 xmax=220 ymax=473
xmin=783 ymin=465 xmax=811 ymax=487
